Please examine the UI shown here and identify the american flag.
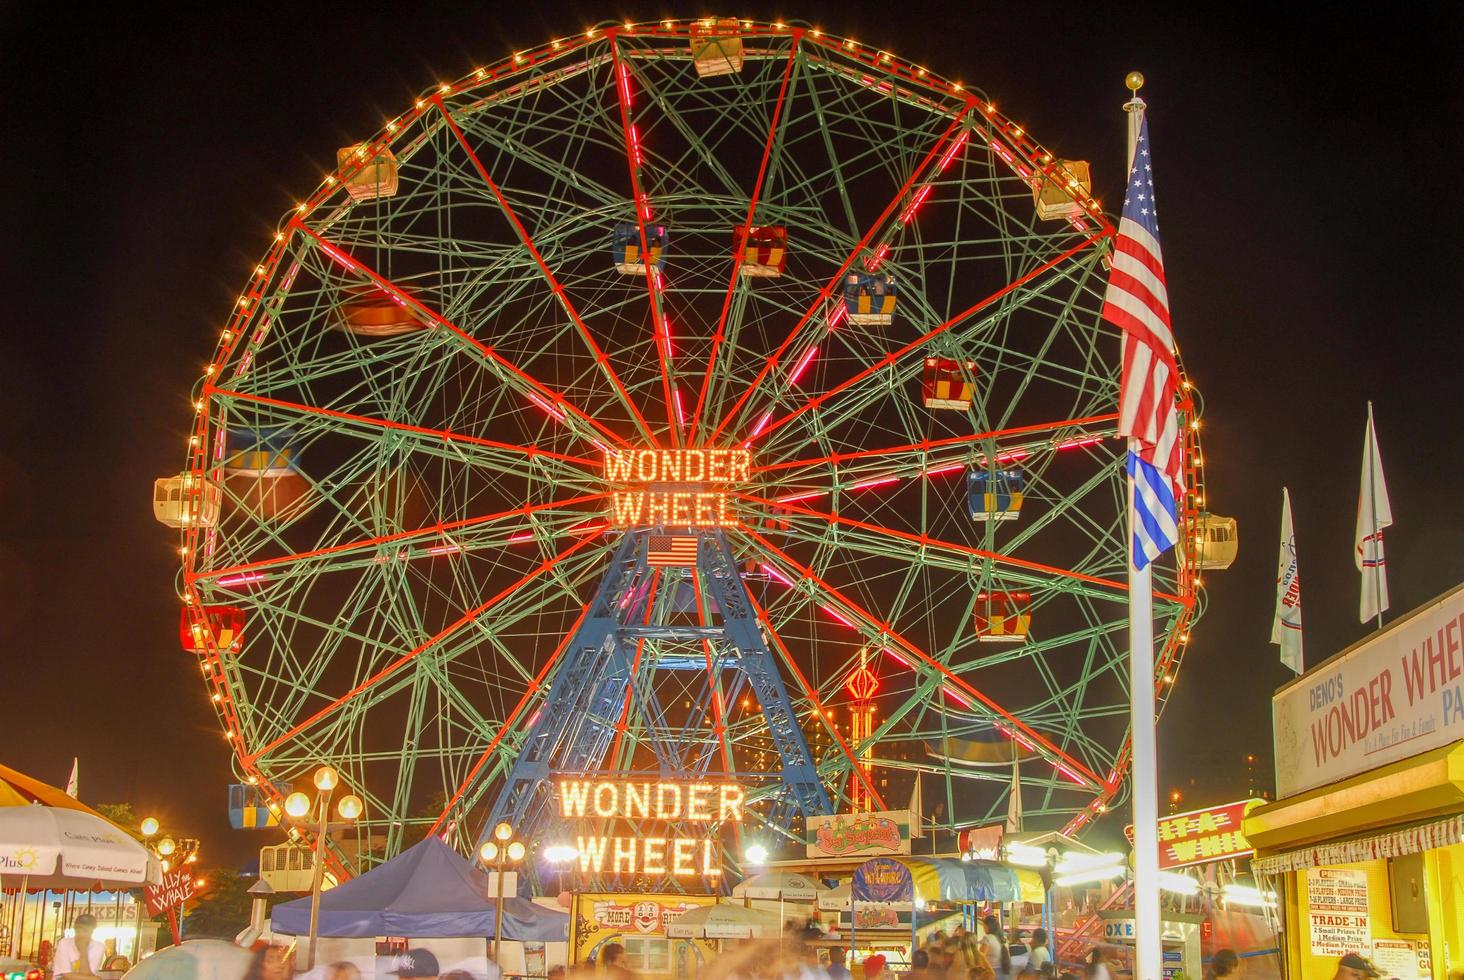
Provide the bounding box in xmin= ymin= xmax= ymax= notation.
xmin=647 ymin=534 xmax=699 ymax=567
xmin=1102 ymin=110 xmax=1181 ymax=571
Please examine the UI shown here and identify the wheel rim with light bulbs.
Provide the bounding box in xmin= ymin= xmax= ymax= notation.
xmin=164 ymin=18 xmax=1213 ymax=871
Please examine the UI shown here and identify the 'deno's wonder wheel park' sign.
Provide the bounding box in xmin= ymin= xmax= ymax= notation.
xmin=558 ymin=778 xmax=744 ymax=879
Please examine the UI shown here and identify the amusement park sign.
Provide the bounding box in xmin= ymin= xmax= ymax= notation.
xmin=806 ymin=810 xmax=913 ymax=859
xmin=1273 ymin=584 xmax=1464 ymax=798
xmin=605 ymin=449 xmax=751 ymax=527
xmin=558 ymin=778 xmax=744 ymax=879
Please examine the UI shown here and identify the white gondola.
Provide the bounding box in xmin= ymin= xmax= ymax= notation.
xmin=689 ymin=19 xmax=744 ymax=77
xmin=1193 ymin=514 xmax=1238 ymax=570
xmin=152 ymin=474 xmax=221 ymax=528
xmin=1032 ymin=160 xmax=1091 ymax=220
xmin=337 ymin=144 xmax=399 ymax=201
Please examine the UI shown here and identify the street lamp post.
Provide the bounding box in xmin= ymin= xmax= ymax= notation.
xmin=284 ymin=766 xmax=363 ymax=972
xmin=478 ymin=823 xmax=525 ymax=963
xmin=137 ymin=818 xmax=201 ymax=949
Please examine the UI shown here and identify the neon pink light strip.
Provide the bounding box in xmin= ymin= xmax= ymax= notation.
xmin=218 ymin=573 xmax=267 ymax=587
xmin=527 ymin=393 xmax=566 ymax=422
xmin=789 ymin=346 xmax=818 ymax=385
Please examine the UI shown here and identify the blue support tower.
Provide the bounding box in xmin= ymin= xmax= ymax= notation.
xmin=479 ymin=528 xmax=831 ymax=873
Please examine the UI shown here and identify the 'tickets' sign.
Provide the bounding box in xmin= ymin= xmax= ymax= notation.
xmin=1273 ymin=585 xmax=1464 ymax=798
xmin=558 ymin=779 xmax=742 ymax=879
xmin=144 ymin=869 xmax=196 ymax=916
xmin=1124 ymin=799 xmax=1264 ymax=870
xmin=605 ymin=449 xmax=751 ymax=528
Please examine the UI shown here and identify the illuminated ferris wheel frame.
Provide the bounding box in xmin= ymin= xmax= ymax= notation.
xmin=163 ymin=17 xmax=1216 ymax=870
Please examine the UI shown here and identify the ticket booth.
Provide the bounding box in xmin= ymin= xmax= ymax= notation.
xmin=1098 ymin=910 xmax=1203 ymax=980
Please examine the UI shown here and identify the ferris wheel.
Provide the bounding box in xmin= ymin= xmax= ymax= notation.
xmin=154 ymin=19 xmax=1226 ymax=871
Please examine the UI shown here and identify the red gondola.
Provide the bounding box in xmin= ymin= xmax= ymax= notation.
xmin=734 ymin=226 xmax=788 ymax=277
xmin=974 ymin=591 xmax=1031 ymax=642
xmin=180 ymin=605 xmax=246 ymax=653
xmin=922 ymin=358 xmax=976 ymax=410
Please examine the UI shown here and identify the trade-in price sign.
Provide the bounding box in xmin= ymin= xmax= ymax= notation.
xmin=144 ymin=869 xmax=196 ymax=916
xmin=1306 ymin=868 xmax=1369 ymax=958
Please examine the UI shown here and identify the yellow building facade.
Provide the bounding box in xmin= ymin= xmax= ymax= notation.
xmin=1244 ymin=584 xmax=1464 ymax=980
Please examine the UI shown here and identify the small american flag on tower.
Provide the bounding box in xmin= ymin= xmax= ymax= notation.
xmin=647 ymin=534 xmax=700 ymax=567
xmin=1102 ymin=110 xmax=1181 ymax=571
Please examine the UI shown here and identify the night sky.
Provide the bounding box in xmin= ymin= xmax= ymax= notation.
xmin=4 ymin=5 xmax=1462 ymax=869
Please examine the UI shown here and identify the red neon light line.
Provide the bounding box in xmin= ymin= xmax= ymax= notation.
xmin=736 ymin=490 xmax=1177 ymax=602
xmin=208 ymin=386 xmax=601 ymax=471
xmin=607 ymin=34 xmax=679 ymax=445
xmin=708 ymin=105 xmax=974 ymax=445
xmin=290 ymin=221 xmax=630 ymax=452
xmin=432 ymin=96 xmax=659 ymax=448
xmin=747 ymin=231 xmax=1109 ymax=450
xmin=742 ymin=527 xmax=1101 ymax=789
xmin=690 ymin=35 xmax=802 ymax=438
xmin=245 ymin=532 xmax=603 ymax=764
xmin=755 ymin=415 xmax=1119 ymax=476
xmin=743 ymin=588 xmax=887 ymax=811
xmin=191 ymin=493 xmax=607 ymax=585
xmin=789 ymin=345 xmax=818 ymax=385
xmin=427 ymin=599 xmax=596 ymax=836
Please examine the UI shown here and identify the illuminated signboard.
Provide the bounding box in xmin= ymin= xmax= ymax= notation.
xmin=557 ymin=778 xmax=744 ymax=879
xmin=1124 ymin=798 xmax=1265 ymax=870
xmin=605 ymin=449 xmax=751 ymax=527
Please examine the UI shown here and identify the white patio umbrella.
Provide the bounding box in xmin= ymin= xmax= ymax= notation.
xmin=666 ymin=902 xmax=784 ymax=940
xmin=0 ymin=805 xmax=162 ymax=890
xmin=732 ymin=871 xmax=823 ymax=902
xmin=120 ymin=940 xmax=253 ymax=980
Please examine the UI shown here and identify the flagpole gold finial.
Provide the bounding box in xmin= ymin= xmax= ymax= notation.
xmin=1126 ymin=71 xmax=1145 ymax=94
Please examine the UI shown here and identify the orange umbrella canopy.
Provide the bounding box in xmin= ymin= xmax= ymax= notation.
xmin=0 ymin=762 xmax=109 ymax=818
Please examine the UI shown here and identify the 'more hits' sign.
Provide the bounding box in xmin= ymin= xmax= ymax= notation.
xmin=557 ymin=779 xmax=743 ymax=879
xmin=1273 ymin=584 xmax=1464 ymax=798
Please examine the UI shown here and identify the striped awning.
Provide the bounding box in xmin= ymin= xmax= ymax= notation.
xmin=852 ymin=856 xmax=1045 ymax=904
xmin=1252 ymin=813 xmax=1464 ymax=874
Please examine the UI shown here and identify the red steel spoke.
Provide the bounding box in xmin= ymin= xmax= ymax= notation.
xmin=432 ymin=95 xmax=660 ymax=448
xmin=245 ymin=533 xmax=603 ymax=764
xmin=754 ymin=414 xmax=1120 ymax=477
xmin=742 ymin=527 xmax=1103 ymax=789
xmin=209 ymin=387 xmax=600 ymax=471
xmin=748 ymin=231 xmax=1109 ymax=450
xmin=428 ymin=599 xmax=596 ymax=836
xmin=289 ymin=220 xmax=630 ymax=451
xmin=707 ymin=104 xmax=974 ymax=445
xmin=735 ymin=490 xmax=1181 ymax=603
xmin=741 ymin=584 xmax=887 ymax=810
xmin=608 ymin=33 xmax=679 ymax=444
xmin=191 ymin=493 xmax=607 ymax=584
xmin=689 ymin=34 xmax=802 ymax=439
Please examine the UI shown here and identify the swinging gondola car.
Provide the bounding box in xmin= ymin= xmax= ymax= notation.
xmin=228 ymin=781 xmax=290 ymax=830
xmin=180 ymin=605 xmax=245 ymax=654
xmin=974 ymin=591 xmax=1031 ymax=642
xmin=223 ymin=428 xmax=310 ymax=520
xmin=734 ymin=225 xmax=788 ymax=277
xmin=967 ymin=469 xmax=1025 ymax=521
xmin=152 ymin=474 xmax=221 ymax=528
xmin=259 ymin=842 xmax=336 ymax=893
xmin=689 ymin=18 xmax=744 ymax=77
xmin=1032 ymin=159 xmax=1092 ymax=221
xmin=336 ymin=144 xmax=399 ymax=201
xmin=612 ymin=222 xmax=668 ymax=275
xmin=337 ymin=284 xmax=427 ymax=337
xmin=1193 ymin=514 xmax=1238 ymax=570
xmin=843 ymin=272 xmax=896 ymax=325
xmin=922 ymin=358 xmax=976 ymax=410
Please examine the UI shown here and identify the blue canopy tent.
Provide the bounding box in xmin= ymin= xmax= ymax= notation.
xmin=271 ymin=838 xmax=569 ymax=940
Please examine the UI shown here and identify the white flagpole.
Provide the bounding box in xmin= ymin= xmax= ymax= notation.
xmin=1367 ymin=402 xmax=1384 ymax=630
xmin=1123 ymin=71 xmax=1162 ymax=980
